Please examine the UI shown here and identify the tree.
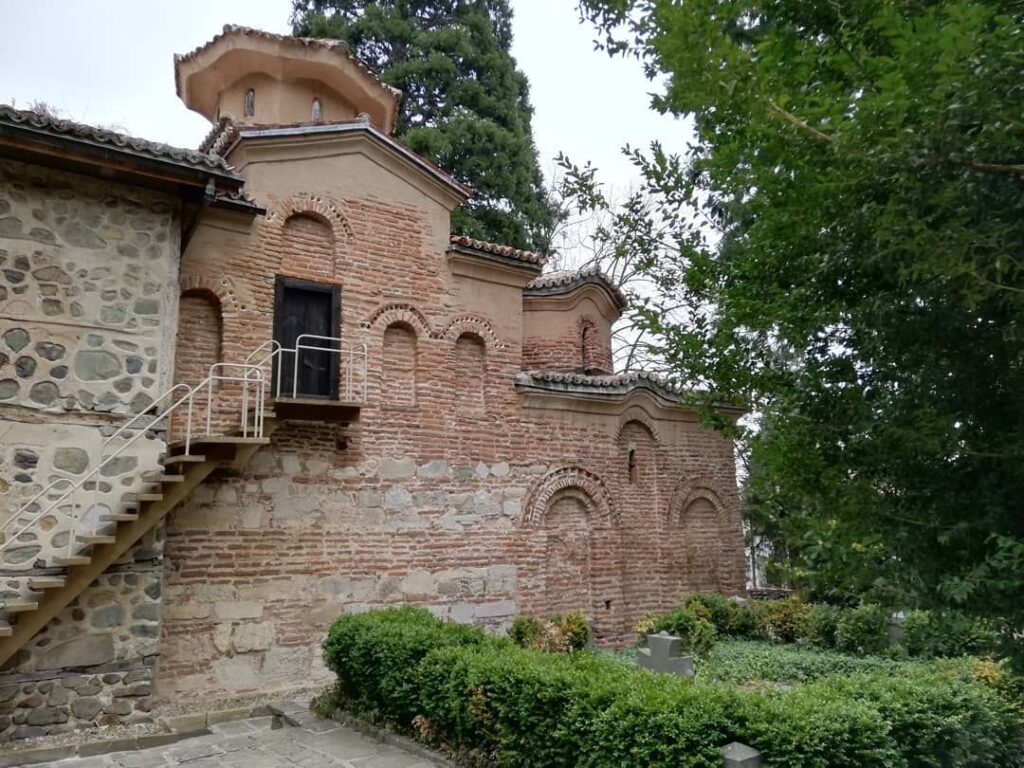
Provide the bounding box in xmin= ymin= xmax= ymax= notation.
xmin=291 ymin=0 xmax=555 ymax=252
xmin=575 ymin=0 xmax=1024 ymax=650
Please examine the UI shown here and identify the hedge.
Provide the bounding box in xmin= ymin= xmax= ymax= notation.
xmin=323 ymin=608 xmax=1024 ymax=768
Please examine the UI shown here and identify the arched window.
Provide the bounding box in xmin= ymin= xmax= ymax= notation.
xmin=382 ymin=322 xmax=417 ymax=407
xmin=627 ymin=448 xmax=637 ymax=484
xmin=581 ymin=324 xmax=591 ymax=368
xmin=453 ymin=333 xmax=485 ymax=416
xmin=244 ymin=89 xmax=255 ymax=118
xmin=311 ymin=97 xmax=322 ymax=122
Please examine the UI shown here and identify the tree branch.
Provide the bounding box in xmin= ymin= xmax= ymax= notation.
xmin=767 ymin=102 xmax=835 ymax=143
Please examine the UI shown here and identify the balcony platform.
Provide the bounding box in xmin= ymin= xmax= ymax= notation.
xmin=272 ymin=397 xmax=362 ymax=423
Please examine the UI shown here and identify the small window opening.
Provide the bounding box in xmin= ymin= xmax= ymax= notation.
xmin=312 ymin=97 xmax=322 ymax=122
xmin=244 ymin=89 xmax=255 ymax=118
xmin=581 ymin=324 xmax=591 ymax=368
xmin=628 ymin=448 xmax=637 ymax=484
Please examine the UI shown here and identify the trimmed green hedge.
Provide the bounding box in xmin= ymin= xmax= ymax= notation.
xmin=323 ymin=608 xmax=1024 ymax=768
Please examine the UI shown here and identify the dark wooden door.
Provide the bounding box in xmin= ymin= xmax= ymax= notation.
xmin=273 ymin=277 xmax=340 ymax=399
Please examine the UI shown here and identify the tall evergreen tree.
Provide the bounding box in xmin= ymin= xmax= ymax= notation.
xmin=292 ymin=0 xmax=555 ymax=252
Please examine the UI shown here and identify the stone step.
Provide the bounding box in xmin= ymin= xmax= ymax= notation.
xmin=52 ymin=555 xmax=91 ymax=567
xmin=0 ymin=622 xmax=11 ymax=637
xmin=3 ymin=601 xmax=38 ymax=613
xmin=101 ymin=513 xmax=138 ymax=523
xmin=28 ymin=577 xmax=65 ymax=590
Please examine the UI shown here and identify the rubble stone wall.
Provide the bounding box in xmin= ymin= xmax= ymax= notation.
xmin=0 ymin=159 xmax=180 ymax=740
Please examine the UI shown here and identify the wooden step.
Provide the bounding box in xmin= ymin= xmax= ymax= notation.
xmin=77 ymin=533 xmax=116 ymax=545
xmin=123 ymin=493 xmax=163 ymax=503
xmin=167 ymin=436 xmax=269 ymax=453
xmin=52 ymin=555 xmax=91 ymax=567
xmin=142 ymin=471 xmax=185 ymax=483
xmin=101 ymin=513 xmax=138 ymax=523
xmin=29 ymin=577 xmax=65 ymax=590
xmin=3 ymin=600 xmax=38 ymax=613
xmin=0 ymin=622 xmax=11 ymax=637
xmin=163 ymin=454 xmax=207 ymax=465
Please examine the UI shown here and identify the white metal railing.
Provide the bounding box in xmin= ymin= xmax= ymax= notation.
xmin=0 ymin=364 xmax=265 ymax=562
xmin=244 ymin=335 xmax=367 ymax=403
xmin=2 ymin=336 xmax=367 ymax=566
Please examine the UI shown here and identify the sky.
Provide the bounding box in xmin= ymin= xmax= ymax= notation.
xmin=0 ymin=0 xmax=691 ymax=194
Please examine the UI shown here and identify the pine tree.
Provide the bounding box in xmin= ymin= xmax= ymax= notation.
xmin=292 ymin=0 xmax=555 ymax=252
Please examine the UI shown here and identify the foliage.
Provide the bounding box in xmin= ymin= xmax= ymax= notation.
xmin=650 ymin=607 xmax=716 ymax=658
xmin=322 ymin=606 xmax=493 ymax=725
xmin=756 ymin=597 xmax=812 ymax=644
xmin=326 ymin=610 xmax=1024 ymax=767
xmin=509 ymin=613 xmax=590 ymax=653
xmin=575 ymin=0 xmax=1024 ymax=660
xmin=699 ymin=639 xmax=908 ymax=686
xmin=835 ymin=604 xmax=892 ymax=657
xmin=808 ymin=604 xmax=843 ymax=648
xmin=291 ymin=0 xmax=555 ymax=251
xmin=900 ymin=610 xmax=999 ymax=659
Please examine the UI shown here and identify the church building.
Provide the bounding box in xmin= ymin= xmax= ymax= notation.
xmin=0 ymin=26 xmax=745 ymax=739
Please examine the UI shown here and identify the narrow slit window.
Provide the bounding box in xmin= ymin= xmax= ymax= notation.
xmin=244 ymin=89 xmax=255 ymax=118
xmin=628 ymin=448 xmax=637 ymax=484
xmin=312 ymin=97 xmax=322 ymax=122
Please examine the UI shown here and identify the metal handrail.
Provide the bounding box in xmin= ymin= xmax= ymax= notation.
xmin=0 ymin=367 xmax=265 ymax=561
xmin=1 ymin=335 xmax=367 ymax=564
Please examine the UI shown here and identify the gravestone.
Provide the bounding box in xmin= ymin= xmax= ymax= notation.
xmin=636 ymin=631 xmax=695 ymax=678
xmin=722 ymin=741 xmax=763 ymax=767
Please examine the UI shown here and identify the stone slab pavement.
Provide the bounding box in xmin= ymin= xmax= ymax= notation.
xmin=45 ymin=713 xmax=446 ymax=768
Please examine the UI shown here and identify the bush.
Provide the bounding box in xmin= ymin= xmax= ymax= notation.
xmin=835 ymin=604 xmax=891 ymax=656
xmin=417 ymin=643 xmax=631 ymax=767
xmin=756 ymin=597 xmax=812 ymax=643
xmin=651 ymin=607 xmax=716 ymax=658
xmin=509 ymin=613 xmax=589 ymax=653
xmin=817 ymin=670 xmax=1024 ymax=768
xmin=323 ymin=606 xmax=492 ymax=725
xmin=684 ymin=593 xmax=738 ymax=633
xmin=325 ymin=609 xmax=1024 ymax=768
xmin=900 ymin=610 xmax=999 ymax=659
xmin=808 ymin=604 xmax=842 ymax=648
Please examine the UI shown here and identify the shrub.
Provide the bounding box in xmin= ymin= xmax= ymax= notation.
xmin=900 ymin=610 xmax=999 ymax=659
xmin=416 ymin=643 xmax=631 ymax=767
xmin=808 ymin=603 xmax=842 ymax=648
xmin=738 ymin=684 xmax=902 ymax=767
xmin=835 ymin=604 xmax=891 ymax=656
xmin=323 ymin=606 xmax=492 ymax=725
xmin=818 ymin=670 xmax=1024 ymax=768
xmin=651 ymin=607 xmax=716 ymax=658
xmin=731 ymin=602 xmax=764 ymax=639
xmin=756 ymin=597 xmax=812 ymax=643
xmin=509 ymin=613 xmax=589 ymax=653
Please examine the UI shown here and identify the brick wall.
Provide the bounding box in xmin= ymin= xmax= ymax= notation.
xmin=156 ymin=146 xmax=744 ymax=701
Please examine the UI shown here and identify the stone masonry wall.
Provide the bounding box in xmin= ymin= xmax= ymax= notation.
xmin=0 ymin=159 xmax=180 ymax=740
xmin=157 ymin=183 xmax=744 ymax=701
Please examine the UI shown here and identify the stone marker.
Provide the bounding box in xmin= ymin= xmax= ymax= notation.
xmin=636 ymin=631 xmax=695 ymax=678
xmin=723 ymin=741 xmax=763 ymax=767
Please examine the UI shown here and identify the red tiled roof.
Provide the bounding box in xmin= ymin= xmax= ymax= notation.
xmin=448 ymin=235 xmax=547 ymax=268
xmin=0 ymin=104 xmax=236 ymax=176
xmin=524 ymin=265 xmax=627 ymax=309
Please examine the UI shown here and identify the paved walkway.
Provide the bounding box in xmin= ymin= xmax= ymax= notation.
xmin=50 ymin=711 xmax=445 ymax=768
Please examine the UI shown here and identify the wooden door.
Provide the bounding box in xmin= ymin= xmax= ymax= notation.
xmin=273 ymin=277 xmax=340 ymax=398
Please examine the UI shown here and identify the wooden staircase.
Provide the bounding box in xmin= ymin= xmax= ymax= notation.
xmin=0 ymin=418 xmax=281 ymax=667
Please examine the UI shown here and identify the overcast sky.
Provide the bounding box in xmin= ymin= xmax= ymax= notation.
xmin=0 ymin=0 xmax=690 ymax=194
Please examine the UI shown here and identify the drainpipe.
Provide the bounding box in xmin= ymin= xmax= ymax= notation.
xmin=181 ymin=177 xmax=217 ymax=252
